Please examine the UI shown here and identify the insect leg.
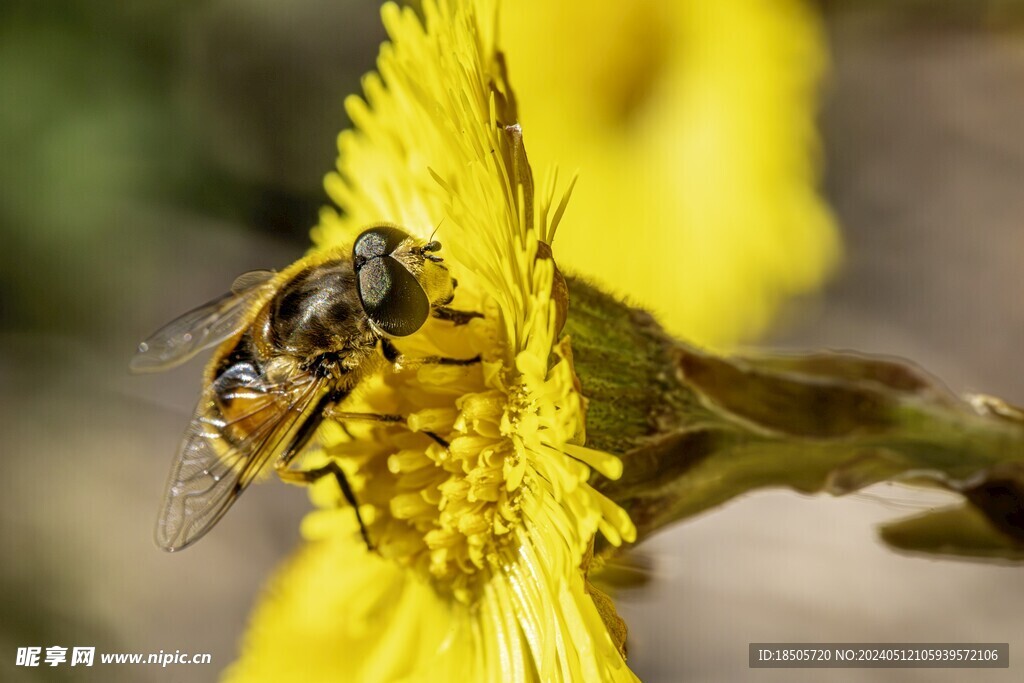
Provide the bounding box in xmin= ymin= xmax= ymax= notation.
xmin=322 ymin=407 xmax=450 ymax=447
xmin=276 ymin=462 xmax=374 ymax=550
xmin=274 ymin=390 xmax=374 ymax=550
xmin=432 ymin=306 xmax=484 ymax=326
xmin=322 ymin=408 xmax=404 ymax=423
xmin=380 ymin=338 xmax=481 ymax=367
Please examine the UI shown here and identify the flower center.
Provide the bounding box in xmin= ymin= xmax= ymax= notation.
xmin=322 ymin=313 xmax=525 ymax=603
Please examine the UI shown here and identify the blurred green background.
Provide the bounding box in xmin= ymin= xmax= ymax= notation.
xmin=1 ymin=1 xmax=1023 ymax=682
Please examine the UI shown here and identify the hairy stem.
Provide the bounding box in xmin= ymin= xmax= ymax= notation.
xmin=564 ymin=277 xmax=1024 ymax=557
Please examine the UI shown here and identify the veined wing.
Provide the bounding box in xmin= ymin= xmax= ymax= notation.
xmin=130 ymin=270 xmax=275 ymax=374
xmin=155 ymin=361 xmax=328 ymax=551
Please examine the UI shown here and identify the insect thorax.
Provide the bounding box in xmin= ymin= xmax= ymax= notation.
xmin=267 ymin=261 xmax=378 ymax=363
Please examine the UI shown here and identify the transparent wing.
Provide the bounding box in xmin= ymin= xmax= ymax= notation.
xmin=231 ymin=269 xmax=275 ymax=294
xmin=130 ymin=270 xmax=276 ymax=374
xmin=155 ymin=367 xmax=327 ymax=551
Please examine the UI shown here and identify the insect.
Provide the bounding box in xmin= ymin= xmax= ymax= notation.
xmin=132 ymin=224 xmax=480 ymax=552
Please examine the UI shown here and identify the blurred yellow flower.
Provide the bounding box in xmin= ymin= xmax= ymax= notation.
xmin=502 ymin=0 xmax=839 ymax=347
xmin=224 ymin=0 xmax=636 ymax=680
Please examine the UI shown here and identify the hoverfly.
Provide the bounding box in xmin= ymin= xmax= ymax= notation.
xmin=132 ymin=225 xmax=480 ymax=552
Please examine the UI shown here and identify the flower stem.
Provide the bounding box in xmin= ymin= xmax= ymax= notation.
xmin=564 ymin=277 xmax=1024 ymax=557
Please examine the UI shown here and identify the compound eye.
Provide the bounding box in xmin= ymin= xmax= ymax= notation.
xmin=356 ymin=255 xmax=430 ymax=337
xmin=353 ymin=225 xmax=412 ymax=261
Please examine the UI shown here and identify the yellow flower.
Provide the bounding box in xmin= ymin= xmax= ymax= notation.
xmin=224 ymin=1 xmax=636 ymax=680
xmin=502 ymin=0 xmax=839 ymax=347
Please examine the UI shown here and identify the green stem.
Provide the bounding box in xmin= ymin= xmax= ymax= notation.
xmin=563 ymin=277 xmax=1024 ymax=556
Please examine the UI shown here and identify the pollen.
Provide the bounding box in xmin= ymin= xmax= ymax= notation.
xmin=319 ymin=309 xmax=534 ymax=603
xmin=229 ymin=1 xmax=641 ymax=679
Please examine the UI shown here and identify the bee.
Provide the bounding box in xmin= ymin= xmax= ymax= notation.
xmin=132 ymin=224 xmax=480 ymax=552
